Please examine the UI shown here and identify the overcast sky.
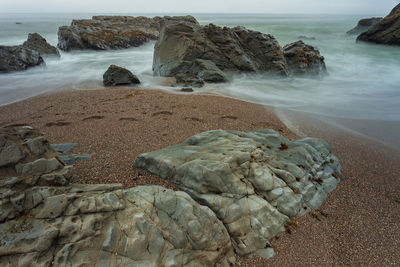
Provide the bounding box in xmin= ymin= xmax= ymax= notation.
xmin=1 ymin=0 xmax=399 ymax=15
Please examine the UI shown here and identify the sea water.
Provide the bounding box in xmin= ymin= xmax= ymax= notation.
xmin=1 ymin=13 xmax=400 ymax=148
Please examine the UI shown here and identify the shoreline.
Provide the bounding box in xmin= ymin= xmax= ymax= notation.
xmin=0 ymin=87 xmax=399 ymax=266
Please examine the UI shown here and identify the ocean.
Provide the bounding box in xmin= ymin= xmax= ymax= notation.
xmin=1 ymin=13 xmax=400 ymax=149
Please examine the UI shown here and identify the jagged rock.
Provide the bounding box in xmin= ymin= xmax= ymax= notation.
xmin=357 ymin=4 xmax=400 ymax=45
xmin=134 ymin=129 xmax=342 ymax=256
xmin=0 ymin=126 xmax=234 ymax=266
xmin=283 ymin=40 xmax=327 ymax=76
xmin=347 ymin=17 xmax=382 ymax=35
xmin=103 ymin=65 xmax=140 ymax=86
xmin=0 ymin=46 xmax=44 ymax=73
xmin=153 ymin=22 xmax=289 ymax=80
xmin=22 ymin=33 xmax=60 ymax=57
xmin=58 ymin=15 xmax=199 ymax=51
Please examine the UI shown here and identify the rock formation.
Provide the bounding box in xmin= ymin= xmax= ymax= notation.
xmin=283 ymin=40 xmax=327 ymax=76
xmin=0 ymin=126 xmax=234 ymax=266
xmin=134 ymin=129 xmax=342 ymax=256
xmin=57 ymin=15 xmax=199 ymax=51
xmin=22 ymin=33 xmax=60 ymax=57
xmin=346 ymin=17 xmax=382 ymax=35
xmin=103 ymin=65 xmax=140 ymax=86
xmin=153 ymin=21 xmax=327 ymax=86
xmin=357 ymin=4 xmax=400 ymax=45
xmin=0 ymin=45 xmax=44 ymax=73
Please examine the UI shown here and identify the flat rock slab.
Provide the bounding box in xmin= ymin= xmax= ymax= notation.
xmin=0 ymin=126 xmax=234 ymax=267
xmin=134 ymin=129 xmax=342 ymax=255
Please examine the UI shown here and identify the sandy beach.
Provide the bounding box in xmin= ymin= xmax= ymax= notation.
xmin=0 ymin=87 xmax=399 ymax=266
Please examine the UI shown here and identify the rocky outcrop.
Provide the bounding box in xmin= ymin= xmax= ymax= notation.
xmin=153 ymin=21 xmax=328 ymax=86
xmin=347 ymin=17 xmax=382 ymax=35
xmin=0 ymin=126 xmax=235 ymax=266
xmin=357 ymin=4 xmax=400 ymax=45
xmin=103 ymin=65 xmax=140 ymax=86
xmin=153 ymin=23 xmax=289 ymax=81
xmin=22 ymin=33 xmax=60 ymax=57
xmin=283 ymin=40 xmax=327 ymax=76
xmin=58 ymin=15 xmax=199 ymax=51
xmin=134 ymin=129 xmax=342 ymax=256
xmin=0 ymin=45 xmax=44 ymax=73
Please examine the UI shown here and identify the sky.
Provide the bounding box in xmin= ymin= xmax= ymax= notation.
xmin=0 ymin=0 xmax=399 ymax=15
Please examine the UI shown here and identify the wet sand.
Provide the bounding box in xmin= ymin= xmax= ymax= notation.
xmin=0 ymin=87 xmax=399 ymax=266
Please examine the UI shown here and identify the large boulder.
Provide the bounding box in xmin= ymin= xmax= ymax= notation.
xmin=0 ymin=45 xmax=44 ymax=73
xmin=346 ymin=17 xmax=382 ymax=35
xmin=58 ymin=15 xmax=199 ymax=51
xmin=357 ymin=4 xmax=400 ymax=45
xmin=153 ymin=22 xmax=289 ymax=82
xmin=283 ymin=40 xmax=327 ymax=76
xmin=0 ymin=126 xmax=235 ymax=266
xmin=134 ymin=129 xmax=342 ymax=256
xmin=103 ymin=65 xmax=140 ymax=86
xmin=22 ymin=33 xmax=60 ymax=57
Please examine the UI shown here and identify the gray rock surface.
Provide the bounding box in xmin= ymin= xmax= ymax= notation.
xmin=153 ymin=22 xmax=289 ymax=83
xmin=357 ymin=4 xmax=400 ymax=45
xmin=22 ymin=33 xmax=60 ymax=57
xmin=346 ymin=17 xmax=382 ymax=35
xmin=58 ymin=15 xmax=199 ymax=51
xmin=283 ymin=40 xmax=327 ymax=76
xmin=0 ymin=45 xmax=44 ymax=73
xmin=103 ymin=65 xmax=140 ymax=86
xmin=0 ymin=126 xmax=235 ymax=266
xmin=134 ymin=129 xmax=342 ymax=256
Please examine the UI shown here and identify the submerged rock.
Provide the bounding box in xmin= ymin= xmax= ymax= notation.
xmin=22 ymin=33 xmax=60 ymax=57
xmin=0 ymin=45 xmax=44 ymax=73
xmin=58 ymin=15 xmax=199 ymax=51
xmin=134 ymin=129 xmax=342 ymax=256
xmin=0 ymin=126 xmax=234 ymax=266
xmin=283 ymin=40 xmax=327 ymax=76
xmin=357 ymin=4 xmax=400 ymax=45
xmin=103 ymin=65 xmax=140 ymax=86
xmin=346 ymin=17 xmax=382 ymax=35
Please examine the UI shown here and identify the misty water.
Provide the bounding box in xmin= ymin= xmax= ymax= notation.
xmin=1 ymin=13 xmax=400 ymax=148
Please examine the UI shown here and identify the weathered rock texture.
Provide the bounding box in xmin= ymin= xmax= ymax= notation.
xmin=0 ymin=126 xmax=234 ymax=266
xmin=346 ymin=17 xmax=382 ymax=35
xmin=134 ymin=129 xmax=342 ymax=256
xmin=357 ymin=4 xmax=400 ymax=45
xmin=22 ymin=33 xmax=60 ymax=57
xmin=153 ymin=22 xmax=327 ymax=86
xmin=0 ymin=46 xmax=44 ymax=73
xmin=283 ymin=40 xmax=327 ymax=76
xmin=58 ymin=15 xmax=199 ymax=51
xmin=103 ymin=65 xmax=140 ymax=86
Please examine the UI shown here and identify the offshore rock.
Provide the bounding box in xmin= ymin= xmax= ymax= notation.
xmin=22 ymin=33 xmax=60 ymax=57
xmin=134 ymin=129 xmax=342 ymax=256
xmin=103 ymin=65 xmax=140 ymax=86
xmin=357 ymin=4 xmax=400 ymax=45
xmin=0 ymin=45 xmax=44 ymax=73
xmin=58 ymin=15 xmax=199 ymax=51
xmin=283 ymin=40 xmax=327 ymax=76
xmin=346 ymin=17 xmax=382 ymax=35
xmin=0 ymin=126 xmax=234 ymax=267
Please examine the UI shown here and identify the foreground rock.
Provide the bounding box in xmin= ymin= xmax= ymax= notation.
xmin=134 ymin=129 xmax=342 ymax=256
xmin=347 ymin=17 xmax=382 ymax=35
xmin=153 ymin=21 xmax=328 ymax=86
xmin=58 ymin=15 xmax=199 ymax=51
xmin=22 ymin=33 xmax=60 ymax=57
xmin=0 ymin=46 xmax=44 ymax=73
xmin=357 ymin=4 xmax=400 ymax=45
xmin=0 ymin=126 xmax=234 ymax=266
xmin=103 ymin=65 xmax=140 ymax=86
xmin=283 ymin=40 xmax=327 ymax=76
